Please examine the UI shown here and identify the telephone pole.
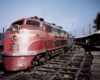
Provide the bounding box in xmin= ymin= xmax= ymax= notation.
xmin=75 ymin=30 xmax=76 ymax=36
xmin=89 ymin=23 xmax=91 ymax=34
xmin=3 ymin=27 xmax=5 ymax=33
xmin=83 ymin=28 xmax=84 ymax=35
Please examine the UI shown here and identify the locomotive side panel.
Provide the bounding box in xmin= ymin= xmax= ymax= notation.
xmin=27 ymin=31 xmax=47 ymax=53
xmin=45 ymin=24 xmax=68 ymax=51
xmin=2 ymin=16 xmax=74 ymax=71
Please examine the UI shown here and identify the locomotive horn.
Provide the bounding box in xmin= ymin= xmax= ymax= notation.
xmin=52 ymin=23 xmax=55 ymax=26
xmin=40 ymin=18 xmax=44 ymax=21
xmin=30 ymin=16 xmax=38 ymax=19
xmin=59 ymin=26 xmax=62 ymax=29
xmin=34 ymin=16 xmax=38 ymax=19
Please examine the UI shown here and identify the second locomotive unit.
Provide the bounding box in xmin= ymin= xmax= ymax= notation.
xmin=2 ymin=16 xmax=74 ymax=71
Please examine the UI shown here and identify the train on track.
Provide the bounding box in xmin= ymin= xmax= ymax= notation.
xmin=2 ymin=16 xmax=74 ymax=71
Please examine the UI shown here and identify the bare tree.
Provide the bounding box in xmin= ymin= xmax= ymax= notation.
xmin=93 ymin=12 xmax=100 ymax=30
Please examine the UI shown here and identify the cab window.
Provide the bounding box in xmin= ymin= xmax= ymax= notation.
xmin=12 ymin=20 xmax=23 ymax=25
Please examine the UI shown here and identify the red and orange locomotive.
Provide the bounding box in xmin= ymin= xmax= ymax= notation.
xmin=2 ymin=16 xmax=74 ymax=71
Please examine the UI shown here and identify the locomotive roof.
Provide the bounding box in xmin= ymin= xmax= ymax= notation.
xmin=75 ymin=30 xmax=100 ymax=39
xmin=45 ymin=22 xmax=65 ymax=31
xmin=10 ymin=17 xmax=74 ymax=37
xmin=11 ymin=17 xmax=66 ymax=32
xmin=45 ymin=22 xmax=74 ymax=37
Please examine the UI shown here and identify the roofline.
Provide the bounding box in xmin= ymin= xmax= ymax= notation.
xmin=45 ymin=22 xmax=63 ymax=30
xmin=75 ymin=30 xmax=100 ymax=39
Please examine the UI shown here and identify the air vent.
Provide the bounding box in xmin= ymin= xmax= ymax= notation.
xmin=30 ymin=16 xmax=38 ymax=19
xmin=52 ymin=23 xmax=55 ymax=26
xmin=59 ymin=26 xmax=62 ymax=29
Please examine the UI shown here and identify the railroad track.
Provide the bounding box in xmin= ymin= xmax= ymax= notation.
xmin=0 ymin=46 xmax=92 ymax=80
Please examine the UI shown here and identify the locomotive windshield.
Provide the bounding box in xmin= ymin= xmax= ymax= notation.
xmin=12 ymin=20 xmax=23 ymax=25
xmin=26 ymin=20 xmax=40 ymax=27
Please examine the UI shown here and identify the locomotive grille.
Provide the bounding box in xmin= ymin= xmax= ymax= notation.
xmin=10 ymin=43 xmax=19 ymax=51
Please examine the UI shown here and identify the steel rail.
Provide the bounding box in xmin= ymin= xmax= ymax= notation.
xmin=74 ymin=54 xmax=86 ymax=80
xmin=45 ymin=50 xmax=79 ymax=80
xmin=0 ymin=71 xmax=24 ymax=80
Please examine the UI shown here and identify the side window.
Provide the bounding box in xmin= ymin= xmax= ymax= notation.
xmin=58 ymin=29 xmax=60 ymax=34
xmin=64 ymin=31 xmax=66 ymax=35
xmin=51 ymin=27 xmax=55 ymax=33
xmin=66 ymin=32 xmax=68 ymax=37
xmin=45 ymin=25 xmax=55 ymax=33
xmin=64 ymin=31 xmax=66 ymax=37
xmin=61 ymin=31 xmax=64 ymax=36
xmin=47 ymin=26 xmax=52 ymax=32
xmin=55 ymin=28 xmax=58 ymax=34
xmin=45 ymin=25 xmax=48 ymax=32
xmin=61 ymin=31 xmax=62 ymax=36
xmin=42 ymin=25 xmax=46 ymax=31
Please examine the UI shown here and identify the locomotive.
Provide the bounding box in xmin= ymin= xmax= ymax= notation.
xmin=2 ymin=16 xmax=74 ymax=71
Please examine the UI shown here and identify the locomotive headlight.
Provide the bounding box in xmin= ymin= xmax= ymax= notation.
xmin=12 ymin=35 xmax=18 ymax=41
xmin=12 ymin=24 xmax=19 ymax=31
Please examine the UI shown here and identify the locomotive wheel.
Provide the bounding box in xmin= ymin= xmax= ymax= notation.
xmin=27 ymin=60 xmax=38 ymax=71
xmin=48 ymin=52 xmax=52 ymax=57
xmin=32 ymin=61 xmax=38 ymax=66
xmin=45 ymin=55 xmax=49 ymax=60
xmin=28 ymin=48 xmax=66 ymax=71
xmin=38 ymin=57 xmax=45 ymax=65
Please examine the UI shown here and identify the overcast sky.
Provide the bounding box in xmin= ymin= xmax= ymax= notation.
xmin=0 ymin=0 xmax=100 ymax=36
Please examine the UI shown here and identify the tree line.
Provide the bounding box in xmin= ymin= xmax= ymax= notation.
xmin=93 ymin=12 xmax=100 ymax=30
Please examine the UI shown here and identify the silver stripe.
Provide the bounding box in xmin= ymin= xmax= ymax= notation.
xmin=26 ymin=40 xmax=39 ymax=49
xmin=5 ymin=34 xmax=46 ymax=38
xmin=2 ymin=51 xmax=37 ymax=56
xmin=6 ymin=29 xmax=43 ymax=32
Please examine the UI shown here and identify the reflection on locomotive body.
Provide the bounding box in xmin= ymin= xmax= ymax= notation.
xmin=2 ymin=16 xmax=74 ymax=71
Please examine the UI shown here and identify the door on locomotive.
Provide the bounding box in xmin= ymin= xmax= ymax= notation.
xmin=45 ymin=25 xmax=55 ymax=50
xmin=54 ymin=28 xmax=58 ymax=47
